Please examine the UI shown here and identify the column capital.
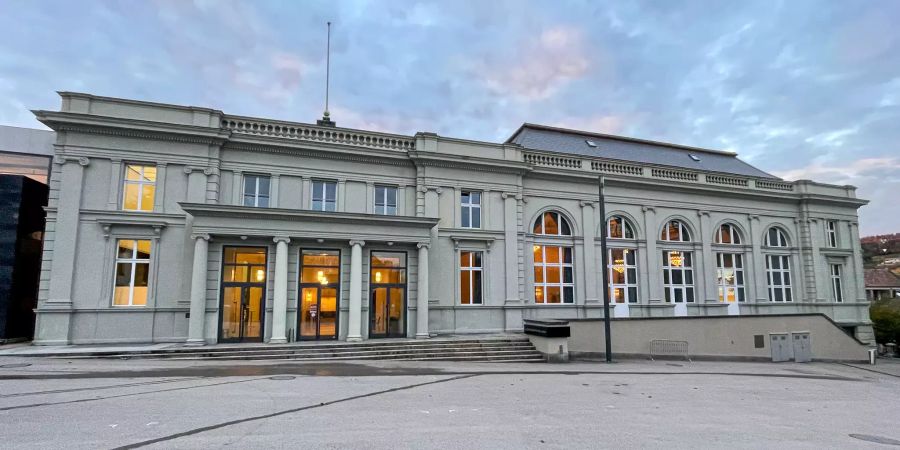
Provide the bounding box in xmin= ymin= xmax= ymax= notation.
xmin=273 ymin=236 xmax=291 ymax=244
xmin=641 ymin=205 xmax=656 ymax=213
xmin=697 ymin=210 xmax=710 ymax=217
xmin=53 ymin=155 xmax=90 ymax=166
xmin=747 ymin=214 xmax=760 ymax=221
xmin=417 ymin=242 xmax=431 ymax=250
xmin=349 ymin=239 xmax=366 ymax=247
xmin=579 ymin=200 xmax=597 ymax=208
xmin=191 ymin=233 xmax=211 ymax=241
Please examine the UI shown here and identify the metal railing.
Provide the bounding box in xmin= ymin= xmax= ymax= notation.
xmin=649 ymin=339 xmax=691 ymax=362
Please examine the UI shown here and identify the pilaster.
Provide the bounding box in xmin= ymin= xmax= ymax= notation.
xmin=580 ymin=201 xmax=598 ymax=303
xmin=641 ymin=206 xmax=662 ymax=303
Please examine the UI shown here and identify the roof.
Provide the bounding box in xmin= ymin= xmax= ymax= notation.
xmin=865 ymin=268 xmax=900 ymax=288
xmin=506 ymin=123 xmax=778 ymax=179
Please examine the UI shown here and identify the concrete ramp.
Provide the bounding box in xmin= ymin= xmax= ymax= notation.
xmin=567 ymin=314 xmax=871 ymax=363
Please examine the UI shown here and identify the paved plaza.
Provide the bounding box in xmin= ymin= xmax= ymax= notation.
xmin=0 ymin=354 xmax=898 ymax=449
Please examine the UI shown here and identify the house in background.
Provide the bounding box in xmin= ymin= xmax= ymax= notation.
xmin=865 ymin=268 xmax=900 ymax=301
xmin=0 ymin=125 xmax=55 ymax=184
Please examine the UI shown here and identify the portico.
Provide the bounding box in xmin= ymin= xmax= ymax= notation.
xmin=181 ymin=203 xmax=439 ymax=344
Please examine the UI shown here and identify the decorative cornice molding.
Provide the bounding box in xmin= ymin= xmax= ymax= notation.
xmin=225 ymin=141 xmax=412 ymax=168
xmin=53 ymin=123 xmax=227 ymax=146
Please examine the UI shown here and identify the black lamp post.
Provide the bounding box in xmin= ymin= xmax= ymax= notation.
xmin=598 ymin=176 xmax=612 ymax=363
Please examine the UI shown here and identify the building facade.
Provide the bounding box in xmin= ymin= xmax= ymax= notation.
xmin=31 ymin=92 xmax=873 ymax=345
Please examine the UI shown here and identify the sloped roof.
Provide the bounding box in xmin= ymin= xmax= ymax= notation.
xmin=865 ymin=268 xmax=900 ymax=288
xmin=507 ymin=123 xmax=778 ymax=179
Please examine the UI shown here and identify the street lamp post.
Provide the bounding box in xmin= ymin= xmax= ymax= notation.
xmin=598 ymin=176 xmax=613 ymax=363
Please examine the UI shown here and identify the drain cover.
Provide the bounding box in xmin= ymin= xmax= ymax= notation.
xmin=0 ymin=363 xmax=32 ymax=368
xmin=849 ymin=434 xmax=900 ymax=446
xmin=269 ymin=375 xmax=296 ymax=381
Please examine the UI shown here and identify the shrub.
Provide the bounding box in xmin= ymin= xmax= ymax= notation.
xmin=870 ymin=298 xmax=900 ymax=345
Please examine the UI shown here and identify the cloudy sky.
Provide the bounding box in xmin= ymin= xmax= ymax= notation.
xmin=1 ymin=0 xmax=897 ymax=235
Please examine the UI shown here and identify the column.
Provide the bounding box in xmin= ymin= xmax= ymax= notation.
xmin=641 ymin=206 xmax=662 ymax=303
xmin=416 ymin=242 xmax=430 ymax=338
xmin=698 ymin=211 xmax=717 ymax=303
xmin=186 ymin=234 xmax=210 ymax=346
xmin=748 ymin=215 xmax=767 ymax=302
xmin=347 ymin=240 xmax=365 ymax=341
xmin=231 ymin=169 xmax=243 ymax=205
xmin=270 ymin=236 xmax=290 ymax=344
xmin=270 ymin=174 xmax=280 ymax=208
xmin=580 ymin=201 xmax=598 ymax=303
xmin=849 ymin=221 xmax=866 ymax=302
xmin=154 ymin=163 xmax=167 ymax=212
xmin=502 ymin=192 xmax=521 ymax=303
xmin=47 ymin=157 xmax=89 ymax=305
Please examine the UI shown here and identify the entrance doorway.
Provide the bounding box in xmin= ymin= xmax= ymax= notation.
xmin=298 ymin=249 xmax=340 ymax=340
xmin=369 ymin=251 xmax=407 ymax=338
xmin=219 ymin=247 xmax=267 ymax=343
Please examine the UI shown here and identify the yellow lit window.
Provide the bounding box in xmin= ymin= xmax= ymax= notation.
xmin=122 ymin=164 xmax=156 ymax=211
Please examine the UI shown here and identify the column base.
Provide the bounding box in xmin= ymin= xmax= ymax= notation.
xmin=269 ymin=337 xmax=287 ymax=344
xmin=415 ymin=333 xmax=430 ymax=339
xmin=346 ymin=335 xmax=362 ymax=342
xmin=184 ymin=338 xmax=207 ymax=347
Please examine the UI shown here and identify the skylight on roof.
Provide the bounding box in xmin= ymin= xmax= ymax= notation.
xmin=688 ymin=154 xmax=701 ymax=162
xmin=585 ymin=140 xmax=597 ymax=148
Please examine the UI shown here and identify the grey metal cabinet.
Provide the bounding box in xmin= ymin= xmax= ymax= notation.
xmin=770 ymin=333 xmax=792 ymax=362
xmin=791 ymin=332 xmax=812 ymax=363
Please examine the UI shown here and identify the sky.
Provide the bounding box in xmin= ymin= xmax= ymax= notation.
xmin=0 ymin=0 xmax=897 ymax=235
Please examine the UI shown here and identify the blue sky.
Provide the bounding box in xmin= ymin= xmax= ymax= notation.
xmin=1 ymin=0 xmax=897 ymax=235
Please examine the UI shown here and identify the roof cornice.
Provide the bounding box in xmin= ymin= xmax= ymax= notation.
xmin=32 ymin=111 xmax=229 ymax=145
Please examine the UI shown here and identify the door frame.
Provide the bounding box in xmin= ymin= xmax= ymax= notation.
xmin=297 ymin=248 xmax=342 ymax=341
xmin=368 ymin=250 xmax=408 ymax=339
xmin=218 ymin=245 xmax=268 ymax=343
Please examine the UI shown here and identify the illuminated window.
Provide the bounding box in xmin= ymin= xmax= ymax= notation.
xmin=122 ymin=164 xmax=156 ymax=211
xmin=534 ymin=245 xmax=574 ymax=304
xmin=460 ymin=251 xmax=483 ymax=305
xmin=766 ymin=255 xmax=792 ymax=302
xmin=831 ymin=264 xmax=843 ymax=303
xmin=714 ymin=223 xmax=745 ymax=302
xmin=312 ymin=181 xmax=337 ymax=212
xmin=826 ymin=221 xmax=838 ymax=248
xmin=608 ymin=248 xmax=637 ymax=303
xmin=461 ymin=191 xmax=481 ymax=228
xmin=375 ymin=186 xmax=398 ymax=215
xmin=300 ymin=250 xmax=340 ymax=285
xmin=113 ymin=239 xmax=151 ymax=306
xmin=533 ymin=211 xmax=572 ymax=236
xmin=660 ymin=220 xmax=691 ymax=242
xmin=607 ymin=216 xmax=635 ymax=239
xmin=715 ymin=223 xmax=742 ymax=245
xmin=242 ymin=175 xmax=270 ymax=207
xmin=662 ymin=250 xmax=694 ymax=303
xmin=222 ymin=247 xmax=267 ymax=283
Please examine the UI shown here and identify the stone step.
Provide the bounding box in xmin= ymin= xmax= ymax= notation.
xmin=94 ymin=342 xmax=538 ymax=360
xmin=165 ymin=349 xmax=545 ymax=362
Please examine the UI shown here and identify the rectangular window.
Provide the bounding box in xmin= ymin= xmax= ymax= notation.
xmin=374 ymin=186 xmax=398 ymax=215
xmin=242 ymin=175 xmax=270 ymax=208
xmin=533 ymin=245 xmax=574 ymax=304
xmin=460 ymin=251 xmax=483 ymax=305
xmin=716 ymin=252 xmax=746 ymax=303
xmin=113 ymin=239 xmax=151 ymax=306
xmin=122 ymin=164 xmax=156 ymax=211
xmin=766 ymin=255 xmax=793 ymax=302
xmin=608 ymin=248 xmax=638 ymax=303
xmin=460 ymin=191 xmax=481 ymax=228
xmin=662 ymin=250 xmax=694 ymax=303
xmin=826 ymin=221 xmax=838 ymax=248
xmin=312 ymin=181 xmax=337 ymax=212
xmin=831 ymin=264 xmax=843 ymax=303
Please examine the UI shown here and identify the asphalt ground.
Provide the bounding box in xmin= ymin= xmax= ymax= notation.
xmin=0 ymin=356 xmax=898 ymax=449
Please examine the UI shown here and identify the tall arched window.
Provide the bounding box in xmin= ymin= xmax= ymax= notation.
xmin=606 ymin=216 xmax=638 ymax=303
xmin=533 ymin=211 xmax=574 ymax=304
xmin=661 ymin=220 xmax=691 ymax=242
xmin=714 ymin=223 xmax=745 ymax=303
xmin=764 ymin=226 xmax=792 ymax=302
xmin=660 ymin=219 xmax=694 ymax=303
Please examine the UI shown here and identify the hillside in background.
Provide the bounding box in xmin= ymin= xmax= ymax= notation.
xmin=862 ymin=233 xmax=900 ymax=269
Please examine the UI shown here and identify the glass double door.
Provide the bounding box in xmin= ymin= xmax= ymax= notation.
xmin=370 ymin=287 xmax=405 ymax=338
xmin=299 ymin=286 xmax=338 ymax=340
xmin=220 ymin=285 xmax=265 ymax=342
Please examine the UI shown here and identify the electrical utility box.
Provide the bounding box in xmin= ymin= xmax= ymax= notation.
xmin=791 ymin=332 xmax=812 ymax=363
xmin=770 ymin=333 xmax=792 ymax=362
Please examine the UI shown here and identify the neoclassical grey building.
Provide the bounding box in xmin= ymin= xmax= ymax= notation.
xmin=31 ymin=92 xmax=873 ymax=345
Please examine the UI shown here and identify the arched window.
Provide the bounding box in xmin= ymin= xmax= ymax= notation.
xmin=715 ymin=223 xmax=742 ymax=245
xmin=533 ymin=211 xmax=572 ymax=236
xmin=532 ymin=210 xmax=574 ymax=304
xmin=607 ymin=216 xmax=635 ymax=239
xmin=714 ymin=223 xmax=745 ymax=303
xmin=765 ymin=227 xmax=789 ymax=247
xmin=764 ymin=227 xmax=792 ymax=302
xmin=660 ymin=220 xmax=691 ymax=242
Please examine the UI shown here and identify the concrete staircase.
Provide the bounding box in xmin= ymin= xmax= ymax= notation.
xmin=45 ymin=336 xmax=545 ymax=363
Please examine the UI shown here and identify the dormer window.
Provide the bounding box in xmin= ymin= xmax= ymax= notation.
xmin=688 ymin=154 xmax=701 ymax=162
xmin=585 ymin=140 xmax=598 ymax=148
